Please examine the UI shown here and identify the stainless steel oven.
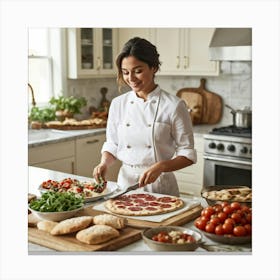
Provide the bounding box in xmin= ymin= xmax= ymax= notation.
xmin=203 ymin=126 xmax=252 ymax=187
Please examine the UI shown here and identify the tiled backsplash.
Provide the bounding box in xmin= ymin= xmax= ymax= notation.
xmin=67 ymin=61 xmax=251 ymax=126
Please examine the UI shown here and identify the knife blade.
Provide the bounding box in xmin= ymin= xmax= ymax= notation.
xmin=105 ymin=183 xmax=140 ymax=199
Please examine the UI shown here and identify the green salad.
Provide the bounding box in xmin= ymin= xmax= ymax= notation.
xmin=29 ymin=191 xmax=84 ymax=212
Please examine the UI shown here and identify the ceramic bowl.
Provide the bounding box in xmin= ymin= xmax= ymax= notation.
xmin=142 ymin=226 xmax=202 ymax=251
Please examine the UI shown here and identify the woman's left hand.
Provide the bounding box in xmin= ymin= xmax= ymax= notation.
xmin=139 ymin=162 xmax=166 ymax=187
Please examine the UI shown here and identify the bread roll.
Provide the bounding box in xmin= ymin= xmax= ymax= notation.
xmin=76 ymin=225 xmax=119 ymax=245
xmin=93 ymin=214 xmax=126 ymax=229
xmin=37 ymin=221 xmax=58 ymax=233
xmin=50 ymin=216 xmax=93 ymax=236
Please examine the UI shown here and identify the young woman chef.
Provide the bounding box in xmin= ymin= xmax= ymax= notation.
xmin=93 ymin=37 xmax=197 ymax=196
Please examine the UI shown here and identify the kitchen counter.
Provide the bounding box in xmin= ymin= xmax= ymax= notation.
xmin=28 ymin=128 xmax=106 ymax=147
xmin=28 ymin=166 xmax=252 ymax=254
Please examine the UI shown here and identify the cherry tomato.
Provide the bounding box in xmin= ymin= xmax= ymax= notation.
xmin=221 ymin=201 xmax=229 ymax=208
xmin=213 ymin=204 xmax=223 ymax=213
xmin=230 ymin=202 xmax=241 ymax=211
xmin=209 ymin=217 xmax=221 ymax=226
xmin=203 ymin=207 xmax=215 ymax=218
xmin=217 ymin=211 xmax=227 ymax=223
xmin=244 ymin=224 xmax=252 ymax=235
xmin=205 ymin=222 xmax=215 ymax=233
xmin=222 ymin=222 xmax=233 ymax=234
xmin=246 ymin=213 xmax=252 ymax=223
xmin=231 ymin=212 xmax=242 ymax=223
xmin=200 ymin=215 xmax=210 ymax=223
xmin=223 ymin=205 xmax=234 ymax=215
xmin=224 ymin=218 xmax=235 ymax=226
xmin=194 ymin=218 xmax=207 ymax=230
xmin=233 ymin=225 xmax=247 ymax=236
xmin=215 ymin=224 xmax=224 ymax=235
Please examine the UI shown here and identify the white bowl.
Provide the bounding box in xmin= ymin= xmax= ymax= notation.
xmin=28 ymin=205 xmax=84 ymax=222
xmin=142 ymin=226 xmax=202 ymax=251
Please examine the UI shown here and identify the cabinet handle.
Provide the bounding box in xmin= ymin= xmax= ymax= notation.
xmin=97 ymin=57 xmax=101 ymax=70
xmin=184 ymin=56 xmax=189 ymax=69
xmin=176 ymin=56 xmax=180 ymax=69
xmin=86 ymin=139 xmax=99 ymax=144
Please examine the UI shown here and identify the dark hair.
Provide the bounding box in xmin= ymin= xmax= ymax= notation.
xmin=116 ymin=37 xmax=161 ymax=88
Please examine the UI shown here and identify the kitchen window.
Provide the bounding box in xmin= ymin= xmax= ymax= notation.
xmin=28 ymin=28 xmax=66 ymax=107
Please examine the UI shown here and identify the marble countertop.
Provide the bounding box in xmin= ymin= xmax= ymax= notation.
xmin=28 ymin=128 xmax=106 ymax=147
xmin=28 ymin=166 xmax=252 ymax=254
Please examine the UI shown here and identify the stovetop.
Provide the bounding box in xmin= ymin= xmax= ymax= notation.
xmin=209 ymin=125 xmax=252 ymax=138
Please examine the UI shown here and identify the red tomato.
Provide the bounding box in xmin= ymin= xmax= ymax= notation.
xmin=217 ymin=211 xmax=227 ymax=223
xmin=203 ymin=207 xmax=215 ymax=218
xmin=209 ymin=217 xmax=221 ymax=226
xmin=233 ymin=225 xmax=247 ymax=236
xmin=223 ymin=205 xmax=234 ymax=214
xmin=231 ymin=212 xmax=242 ymax=223
xmin=194 ymin=218 xmax=207 ymax=230
xmin=222 ymin=222 xmax=233 ymax=234
xmin=224 ymin=218 xmax=236 ymax=226
xmin=213 ymin=204 xmax=223 ymax=213
xmin=221 ymin=201 xmax=229 ymax=208
xmin=230 ymin=202 xmax=241 ymax=211
xmin=246 ymin=213 xmax=252 ymax=223
xmin=215 ymin=224 xmax=224 ymax=235
xmin=244 ymin=224 xmax=252 ymax=235
xmin=205 ymin=222 xmax=215 ymax=233
xmin=200 ymin=215 xmax=210 ymax=223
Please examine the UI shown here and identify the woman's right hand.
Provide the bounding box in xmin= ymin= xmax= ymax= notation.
xmin=93 ymin=163 xmax=107 ymax=183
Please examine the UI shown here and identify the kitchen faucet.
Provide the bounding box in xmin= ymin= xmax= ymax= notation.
xmin=28 ymin=83 xmax=36 ymax=107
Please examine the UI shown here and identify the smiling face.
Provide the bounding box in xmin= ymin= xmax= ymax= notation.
xmin=121 ymin=55 xmax=157 ymax=99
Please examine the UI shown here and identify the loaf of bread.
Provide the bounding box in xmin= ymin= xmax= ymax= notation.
xmin=50 ymin=216 xmax=93 ymax=235
xmin=37 ymin=221 xmax=58 ymax=233
xmin=93 ymin=214 xmax=126 ymax=229
xmin=76 ymin=225 xmax=119 ymax=245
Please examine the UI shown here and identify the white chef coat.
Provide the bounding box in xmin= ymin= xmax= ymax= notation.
xmin=101 ymin=85 xmax=197 ymax=196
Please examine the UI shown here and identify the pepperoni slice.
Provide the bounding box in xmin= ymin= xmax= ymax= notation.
xmin=149 ymin=201 xmax=160 ymax=206
xmin=160 ymin=203 xmax=172 ymax=208
xmin=135 ymin=202 xmax=150 ymax=207
xmin=133 ymin=199 xmax=145 ymax=204
xmin=157 ymin=197 xmax=175 ymax=203
xmin=127 ymin=206 xmax=143 ymax=211
xmin=117 ymin=205 xmax=126 ymax=209
xmin=145 ymin=206 xmax=158 ymax=211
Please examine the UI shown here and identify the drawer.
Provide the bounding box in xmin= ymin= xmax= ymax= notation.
xmin=28 ymin=140 xmax=75 ymax=164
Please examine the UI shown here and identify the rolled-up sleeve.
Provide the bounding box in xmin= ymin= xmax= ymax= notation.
xmin=171 ymin=100 xmax=197 ymax=163
xmin=101 ymin=99 xmax=118 ymax=157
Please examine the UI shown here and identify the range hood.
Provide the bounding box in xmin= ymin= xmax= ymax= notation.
xmin=209 ymin=28 xmax=252 ymax=61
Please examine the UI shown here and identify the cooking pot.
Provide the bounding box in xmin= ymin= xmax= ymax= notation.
xmin=225 ymin=104 xmax=252 ymax=128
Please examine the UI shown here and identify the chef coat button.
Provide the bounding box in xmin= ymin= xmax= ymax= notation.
xmin=126 ymin=123 xmax=130 ymax=127
xmin=148 ymin=124 xmax=151 ymax=127
xmin=127 ymin=145 xmax=131 ymax=149
xmin=147 ymin=145 xmax=152 ymax=149
xmin=130 ymin=101 xmax=134 ymax=104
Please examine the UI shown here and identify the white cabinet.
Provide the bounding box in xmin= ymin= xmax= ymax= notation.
xmin=174 ymin=134 xmax=204 ymax=196
xmin=28 ymin=141 xmax=75 ymax=174
xmin=75 ymin=134 xmax=121 ymax=181
xmin=154 ymin=28 xmax=219 ymax=76
xmin=67 ymin=28 xmax=118 ymax=78
xmin=118 ymin=28 xmax=154 ymax=52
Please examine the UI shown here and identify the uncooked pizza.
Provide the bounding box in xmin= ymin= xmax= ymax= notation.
xmin=104 ymin=193 xmax=184 ymax=216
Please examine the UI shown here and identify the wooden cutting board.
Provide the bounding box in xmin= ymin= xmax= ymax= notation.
xmin=177 ymin=78 xmax=223 ymax=125
xmin=28 ymin=204 xmax=203 ymax=251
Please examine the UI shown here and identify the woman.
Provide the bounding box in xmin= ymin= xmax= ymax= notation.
xmin=93 ymin=37 xmax=196 ymax=196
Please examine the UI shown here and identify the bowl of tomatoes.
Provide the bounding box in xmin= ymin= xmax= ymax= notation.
xmin=142 ymin=226 xmax=202 ymax=251
xmin=194 ymin=202 xmax=252 ymax=245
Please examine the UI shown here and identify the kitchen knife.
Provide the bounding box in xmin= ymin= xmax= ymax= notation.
xmin=105 ymin=183 xmax=141 ymax=199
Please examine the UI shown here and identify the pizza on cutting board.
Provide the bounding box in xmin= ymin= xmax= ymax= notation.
xmin=104 ymin=193 xmax=184 ymax=216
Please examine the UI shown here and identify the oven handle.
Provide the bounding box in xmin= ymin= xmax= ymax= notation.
xmin=203 ymin=155 xmax=252 ymax=166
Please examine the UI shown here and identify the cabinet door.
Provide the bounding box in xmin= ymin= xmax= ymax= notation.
xmin=118 ymin=28 xmax=153 ymax=52
xmin=33 ymin=157 xmax=75 ymax=174
xmin=75 ymin=134 xmax=121 ymax=181
xmin=154 ymin=28 xmax=182 ymax=74
xmin=186 ymin=28 xmax=219 ymax=75
xmin=67 ymin=28 xmax=118 ymax=78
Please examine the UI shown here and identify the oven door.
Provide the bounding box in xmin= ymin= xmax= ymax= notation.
xmin=203 ymin=155 xmax=252 ymax=187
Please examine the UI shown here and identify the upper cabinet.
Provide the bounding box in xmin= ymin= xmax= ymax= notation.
xmin=67 ymin=28 xmax=118 ymax=79
xmin=153 ymin=28 xmax=219 ymax=76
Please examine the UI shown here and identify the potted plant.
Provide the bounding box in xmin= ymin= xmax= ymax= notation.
xmin=28 ymin=106 xmax=56 ymax=129
xmin=49 ymin=95 xmax=87 ymax=121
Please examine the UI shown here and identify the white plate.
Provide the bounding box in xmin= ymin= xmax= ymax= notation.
xmin=38 ymin=180 xmax=119 ymax=202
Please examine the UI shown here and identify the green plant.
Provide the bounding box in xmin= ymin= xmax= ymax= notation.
xmin=29 ymin=106 xmax=56 ymax=122
xmin=49 ymin=95 xmax=87 ymax=114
